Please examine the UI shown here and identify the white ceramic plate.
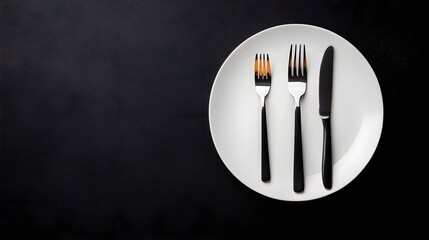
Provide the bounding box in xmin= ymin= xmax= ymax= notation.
xmin=209 ymin=24 xmax=383 ymax=201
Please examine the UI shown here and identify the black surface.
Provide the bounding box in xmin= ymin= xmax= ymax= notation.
xmin=0 ymin=0 xmax=426 ymax=239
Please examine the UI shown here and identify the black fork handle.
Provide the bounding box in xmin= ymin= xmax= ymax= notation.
xmin=261 ymin=106 xmax=270 ymax=182
xmin=293 ymin=106 xmax=304 ymax=192
xmin=321 ymin=117 xmax=332 ymax=189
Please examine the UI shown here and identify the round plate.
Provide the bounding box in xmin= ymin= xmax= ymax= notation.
xmin=208 ymin=24 xmax=383 ymax=201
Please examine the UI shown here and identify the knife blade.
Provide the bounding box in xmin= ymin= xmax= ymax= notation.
xmin=319 ymin=46 xmax=334 ymax=190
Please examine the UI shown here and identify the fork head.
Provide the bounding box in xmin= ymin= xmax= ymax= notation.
xmin=254 ymin=54 xmax=271 ymax=86
xmin=288 ymin=44 xmax=307 ymax=82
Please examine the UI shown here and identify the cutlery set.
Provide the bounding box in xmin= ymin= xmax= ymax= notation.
xmin=254 ymin=45 xmax=334 ymax=192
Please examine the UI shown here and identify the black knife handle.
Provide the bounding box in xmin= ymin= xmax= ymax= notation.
xmin=293 ymin=106 xmax=304 ymax=193
xmin=321 ymin=117 xmax=332 ymax=189
xmin=261 ymin=106 xmax=270 ymax=182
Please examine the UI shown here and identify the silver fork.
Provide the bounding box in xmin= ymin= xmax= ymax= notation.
xmin=288 ymin=44 xmax=307 ymax=193
xmin=254 ymin=54 xmax=271 ymax=182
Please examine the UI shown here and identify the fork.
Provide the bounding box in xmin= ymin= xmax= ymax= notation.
xmin=288 ymin=44 xmax=307 ymax=193
xmin=254 ymin=54 xmax=271 ymax=182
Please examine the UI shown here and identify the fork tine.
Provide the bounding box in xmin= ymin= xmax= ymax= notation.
xmin=288 ymin=45 xmax=292 ymax=78
xmin=259 ymin=54 xmax=263 ymax=78
xmin=298 ymin=45 xmax=302 ymax=76
xmin=303 ymin=45 xmax=307 ymax=76
xmin=293 ymin=44 xmax=297 ymax=77
xmin=266 ymin=54 xmax=271 ymax=77
xmin=254 ymin=54 xmax=258 ymax=79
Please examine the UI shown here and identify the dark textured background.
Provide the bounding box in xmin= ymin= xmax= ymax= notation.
xmin=0 ymin=0 xmax=426 ymax=239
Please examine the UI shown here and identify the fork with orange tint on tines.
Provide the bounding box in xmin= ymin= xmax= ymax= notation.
xmin=254 ymin=54 xmax=272 ymax=183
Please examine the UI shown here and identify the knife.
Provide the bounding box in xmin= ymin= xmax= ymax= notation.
xmin=319 ymin=46 xmax=334 ymax=190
